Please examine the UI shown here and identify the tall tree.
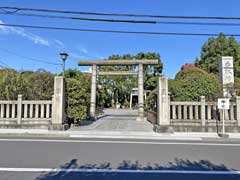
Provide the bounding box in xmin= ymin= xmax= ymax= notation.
xmin=196 ymin=33 xmax=240 ymax=76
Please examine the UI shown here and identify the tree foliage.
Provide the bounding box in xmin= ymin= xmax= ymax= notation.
xmin=169 ymin=67 xmax=221 ymax=101
xmin=195 ymin=33 xmax=240 ymax=77
xmin=0 ymin=69 xmax=28 ymax=100
xmin=22 ymin=70 xmax=54 ymax=100
xmin=0 ymin=69 xmax=54 ymax=100
xmin=65 ymin=69 xmax=91 ymax=123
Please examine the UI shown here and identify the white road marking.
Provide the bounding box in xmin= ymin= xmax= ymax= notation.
xmin=0 ymin=138 xmax=239 ymax=146
xmin=0 ymin=167 xmax=239 ymax=175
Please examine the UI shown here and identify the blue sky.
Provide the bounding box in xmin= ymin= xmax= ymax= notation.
xmin=0 ymin=0 xmax=240 ymax=78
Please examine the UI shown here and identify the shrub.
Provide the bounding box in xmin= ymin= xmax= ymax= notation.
xmin=169 ymin=67 xmax=221 ymax=101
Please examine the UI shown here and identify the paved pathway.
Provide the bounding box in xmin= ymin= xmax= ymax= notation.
xmin=71 ymin=109 xmax=154 ymax=132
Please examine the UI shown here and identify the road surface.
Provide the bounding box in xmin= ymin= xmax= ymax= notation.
xmin=0 ymin=136 xmax=239 ymax=179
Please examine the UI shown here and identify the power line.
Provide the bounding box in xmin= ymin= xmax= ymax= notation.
xmin=0 ymin=23 xmax=240 ymax=36
xmin=0 ymin=12 xmax=156 ymax=24
xmin=0 ymin=64 xmax=8 ymax=69
xmin=1 ymin=6 xmax=240 ymax=20
xmin=3 ymin=12 xmax=240 ymax=27
xmin=0 ymin=59 xmax=12 ymax=69
xmin=0 ymin=48 xmax=62 ymax=66
xmin=0 ymin=62 xmax=10 ymax=69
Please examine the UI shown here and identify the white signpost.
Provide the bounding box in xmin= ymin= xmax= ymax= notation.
xmin=217 ymin=98 xmax=230 ymax=136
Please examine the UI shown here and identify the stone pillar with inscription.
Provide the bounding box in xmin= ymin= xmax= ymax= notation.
xmin=219 ymin=56 xmax=234 ymax=98
xmin=50 ymin=76 xmax=69 ymax=130
xmin=154 ymin=77 xmax=173 ymax=133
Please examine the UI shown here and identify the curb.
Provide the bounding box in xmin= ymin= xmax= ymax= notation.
xmin=0 ymin=129 xmax=240 ymax=141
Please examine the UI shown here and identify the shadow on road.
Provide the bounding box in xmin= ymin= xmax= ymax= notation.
xmin=36 ymin=158 xmax=238 ymax=180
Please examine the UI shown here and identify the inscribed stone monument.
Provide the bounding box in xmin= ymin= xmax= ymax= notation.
xmin=219 ymin=56 xmax=234 ymax=97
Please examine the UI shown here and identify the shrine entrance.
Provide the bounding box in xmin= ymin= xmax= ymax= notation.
xmin=78 ymin=59 xmax=158 ymax=121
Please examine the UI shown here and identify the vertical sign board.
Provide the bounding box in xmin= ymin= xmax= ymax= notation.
xmin=219 ymin=56 xmax=234 ymax=97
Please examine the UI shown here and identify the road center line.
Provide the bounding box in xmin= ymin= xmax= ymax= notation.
xmin=0 ymin=167 xmax=239 ymax=175
xmin=0 ymin=138 xmax=239 ymax=146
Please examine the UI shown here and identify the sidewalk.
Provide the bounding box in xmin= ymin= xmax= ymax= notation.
xmin=0 ymin=128 xmax=240 ymax=140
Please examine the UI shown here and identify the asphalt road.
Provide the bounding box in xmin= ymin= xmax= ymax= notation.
xmin=0 ymin=136 xmax=240 ymax=180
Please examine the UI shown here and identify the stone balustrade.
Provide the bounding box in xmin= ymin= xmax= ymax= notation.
xmin=169 ymin=97 xmax=239 ymax=127
xmin=0 ymin=76 xmax=68 ymax=130
xmin=154 ymin=77 xmax=240 ymax=133
xmin=0 ymin=95 xmax=52 ymax=127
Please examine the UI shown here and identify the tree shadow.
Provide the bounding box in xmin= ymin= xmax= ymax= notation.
xmin=36 ymin=158 xmax=238 ymax=180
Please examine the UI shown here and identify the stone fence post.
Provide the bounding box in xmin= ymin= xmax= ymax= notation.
xmin=200 ymin=96 xmax=206 ymax=126
xmin=17 ymin=94 xmax=22 ymax=125
xmin=154 ymin=77 xmax=172 ymax=133
xmin=50 ymin=76 xmax=68 ymax=130
xmin=236 ymin=96 xmax=240 ymax=126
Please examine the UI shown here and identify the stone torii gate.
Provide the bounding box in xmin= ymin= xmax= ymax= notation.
xmin=78 ymin=59 xmax=158 ymax=121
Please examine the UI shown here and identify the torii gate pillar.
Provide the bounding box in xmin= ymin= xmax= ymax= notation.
xmin=136 ymin=63 xmax=145 ymax=121
xmin=90 ymin=64 xmax=97 ymax=119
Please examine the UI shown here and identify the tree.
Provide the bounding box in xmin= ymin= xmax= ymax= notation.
xmin=0 ymin=69 xmax=28 ymax=100
xmin=23 ymin=70 xmax=54 ymax=100
xmin=65 ymin=69 xmax=91 ymax=123
xmin=169 ymin=67 xmax=221 ymax=101
xmin=196 ymin=33 xmax=240 ymax=77
xmin=135 ymin=52 xmax=163 ymax=90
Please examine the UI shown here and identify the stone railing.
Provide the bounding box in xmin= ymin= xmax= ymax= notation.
xmin=169 ymin=96 xmax=240 ymax=128
xmin=155 ymin=77 xmax=240 ymax=133
xmin=0 ymin=95 xmax=52 ymax=127
xmin=0 ymin=76 xmax=68 ymax=130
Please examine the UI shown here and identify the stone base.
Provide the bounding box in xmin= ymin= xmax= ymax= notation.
xmin=136 ymin=116 xmax=147 ymax=121
xmin=48 ymin=124 xmax=69 ymax=131
xmin=0 ymin=124 xmax=50 ymax=129
xmin=171 ymin=126 xmax=240 ymax=133
xmin=154 ymin=125 xmax=174 ymax=133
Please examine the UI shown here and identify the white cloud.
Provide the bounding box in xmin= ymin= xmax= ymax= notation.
xmin=77 ymin=47 xmax=88 ymax=54
xmin=81 ymin=67 xmax=92 ymax=73
xmin=53 ymin=39 xmax=65 ymax=49
xmin=68 ymin=52 xmax=86 ymax=59
xmin=0 ymin=20 xmax=50 ymax=46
